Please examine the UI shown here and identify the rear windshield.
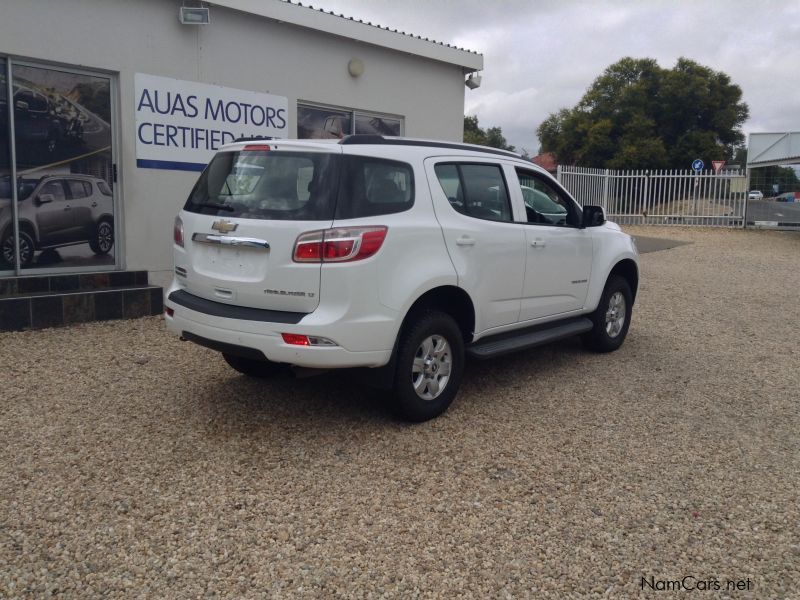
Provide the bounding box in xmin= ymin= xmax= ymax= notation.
xmin=184 ymin=150 xmax=340 ymax=220
xmin=183 ymin=150 xmax=414 ymax=220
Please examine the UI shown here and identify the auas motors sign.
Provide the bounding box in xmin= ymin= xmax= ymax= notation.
xmin=134 ymin=73 xmax=288 ymax=171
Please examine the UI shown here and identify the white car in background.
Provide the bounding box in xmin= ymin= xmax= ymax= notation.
xmin=748 ymin=190 xmax=764 ymax=200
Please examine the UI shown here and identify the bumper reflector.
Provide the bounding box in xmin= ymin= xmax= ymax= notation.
xmin=281 ymin=333 xmax=338 ymax=347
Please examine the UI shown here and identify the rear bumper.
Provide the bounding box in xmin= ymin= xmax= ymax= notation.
xmin=168 ymin=289 xmax=306 ymax=324
xmin=164 ymin=286 xmax=394 ymax=369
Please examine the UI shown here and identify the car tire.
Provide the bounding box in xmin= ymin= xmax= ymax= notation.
xmin=582 ymin=275 xmax=633 ymax=353
xmin=89 ymin=219 xmax=114 ymax=255
xmin=222 ymin=353 xmax=287 ymax=378
xmin=1 ymin=229 xmax=35 ymax=268
xmin=391 ymin=310 xmax=465 ymax=422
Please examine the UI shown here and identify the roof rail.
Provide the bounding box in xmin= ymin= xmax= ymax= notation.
xmin=339 ymin=134 xmax=386 ymax=145
xmin=339 ymin=134 xmax=521 ymax=159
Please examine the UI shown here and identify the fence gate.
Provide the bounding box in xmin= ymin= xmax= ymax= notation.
xmin=558 ymin=166 xmax=748 ymax=227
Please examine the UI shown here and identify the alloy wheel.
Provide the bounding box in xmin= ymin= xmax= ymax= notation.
xmin=97 ymin=222 xmax=113 ymax=252
xmin=411 ymin=334 xmax=452 ymax=401
xmin=605 ymin=291 xmax=626 ymax=338
xmin=2 ymin=235 xmax=32 ymax=266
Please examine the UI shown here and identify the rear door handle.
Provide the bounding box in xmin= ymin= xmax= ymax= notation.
xmin=530 ymin=239 xmax=546 ymax=248
xmin=456 ymin=236 xmax=476 ymax=247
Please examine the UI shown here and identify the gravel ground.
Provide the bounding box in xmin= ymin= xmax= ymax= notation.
xmin=1 ymin=226 xmax=799 ymax=598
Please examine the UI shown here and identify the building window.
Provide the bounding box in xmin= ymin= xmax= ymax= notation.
xmin=297 ymin=103 xmax=403 ymax=140
xmin=1 ymin=58 xmax=117 ymax=274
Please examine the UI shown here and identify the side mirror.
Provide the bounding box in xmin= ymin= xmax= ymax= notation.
xmin=582 ymin=205 xmax=606 ymax=228
xmin=37 ymin=193 xmax=54 ymax=205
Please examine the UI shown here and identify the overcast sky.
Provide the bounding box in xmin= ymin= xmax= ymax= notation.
xmin=309 ymin=0 xmax=800 ymax=155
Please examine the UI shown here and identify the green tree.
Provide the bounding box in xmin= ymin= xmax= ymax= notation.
xmin=537 ymin=57 xmax=749 ymax=169
xmin=732 ymin=146 xmax=748 ymax=168
xmin=463 ymin=115 xmax=515 ymax=151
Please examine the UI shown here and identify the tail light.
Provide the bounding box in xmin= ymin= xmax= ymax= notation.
xmin=173 ymin=215 xmax=184 ymax=247
xmin=242 ymin=144 xmax=271 ymax=152
xmin=293 ymin=226 xmax=388 ymax=263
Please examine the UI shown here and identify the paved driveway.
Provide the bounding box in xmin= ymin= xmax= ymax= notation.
xmin=747 ymin=199 xmax=800 ymax=224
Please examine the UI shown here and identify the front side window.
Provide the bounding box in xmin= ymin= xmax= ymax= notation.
xmin=434 ymin=163 xmax=513 ymax=222
xmin=516 ymin=169 xmax=575 ymax=227
xmin=39 ymin=180 xmax=66 ymax=203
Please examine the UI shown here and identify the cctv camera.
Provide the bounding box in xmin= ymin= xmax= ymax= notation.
xmin=465 ymin=75 xmax=482 ymax=90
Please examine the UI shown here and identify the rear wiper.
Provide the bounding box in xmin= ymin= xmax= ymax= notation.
xmin=194 ymin=202 xmax=234 ymax=212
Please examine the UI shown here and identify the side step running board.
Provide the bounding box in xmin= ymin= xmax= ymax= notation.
xmin=466 ymin=317 xmax=593 ymax=360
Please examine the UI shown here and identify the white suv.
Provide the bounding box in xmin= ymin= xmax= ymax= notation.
xmin=165 ymin=136 xmax=639 ymax=421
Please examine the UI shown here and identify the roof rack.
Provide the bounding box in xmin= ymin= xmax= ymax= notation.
xmin=339 ymin=134 xmax=521 ymax=159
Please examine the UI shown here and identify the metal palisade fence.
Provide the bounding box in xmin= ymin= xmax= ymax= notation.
xmin=557 ymin=166 xmax=748 ymax=227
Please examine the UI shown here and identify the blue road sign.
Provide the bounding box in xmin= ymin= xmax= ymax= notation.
xmin=692 ymin=159 xmax=704 ymax=172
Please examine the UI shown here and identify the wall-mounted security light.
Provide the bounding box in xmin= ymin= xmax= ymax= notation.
xmin=465 ymin=73 xmax=482 ymax=90
xmin=179 ymin=6 xmax=210 ymax=25
xmin=348 ymin=59 xmax=365 ymax=78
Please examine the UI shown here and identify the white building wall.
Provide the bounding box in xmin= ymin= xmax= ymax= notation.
xmin=0 ymin=0 xmax=467 ymax=283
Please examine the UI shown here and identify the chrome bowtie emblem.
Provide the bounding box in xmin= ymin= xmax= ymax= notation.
xmin=211 ymin=219 xmax=238 ymax=234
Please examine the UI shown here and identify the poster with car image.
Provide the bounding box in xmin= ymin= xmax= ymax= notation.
xmin=0 ymin=60 xmax=15 ymax=272
xmin=0 ymin=60 xmax=9 ymax=176
xmin=354 ymin=114 xmax=402 ymax=136
xmin=297 ymin=104 xmax=403 ymax=141
xmin=0 ymin=63 xmax=115 ymax=270
xmin=297 ymin=105 xmax=351 ymax=139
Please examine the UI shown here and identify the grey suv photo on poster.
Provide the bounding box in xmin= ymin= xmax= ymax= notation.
xmin=0 ymin=63 xmax=114 ymax=270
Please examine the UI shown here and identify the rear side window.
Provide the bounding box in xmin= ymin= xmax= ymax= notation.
xmin=335 ymin=156 xmax=414 ymax=219
xmin=184 ymin=150 xmax=340 ymax=220
xmin=67 ymin=180 xmax=88 ymax=199
xmin=97 ymin=181 xmax=112 ymax=196
xmin=434 ymin=162 xmax=512 ymax=222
